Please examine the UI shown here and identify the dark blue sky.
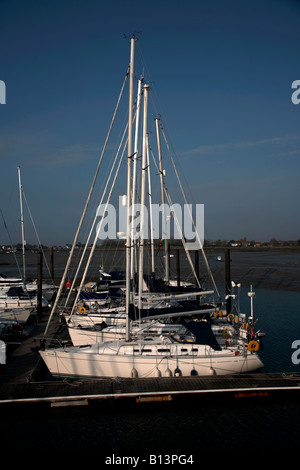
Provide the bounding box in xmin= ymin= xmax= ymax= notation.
xmin=0 ymin=0 xmax=299 ymax=245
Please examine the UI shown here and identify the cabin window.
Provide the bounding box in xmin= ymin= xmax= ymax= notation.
xmin=157 ymin=348 xmax=170 ymax=353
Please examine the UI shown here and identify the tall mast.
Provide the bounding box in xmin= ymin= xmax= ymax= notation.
xmin=155 ymin=118 xmax=169 ymax=282
xmin=126 ymin=35 xmax=136 ymax=341
xmin=138 ymin=84 xmax=150 ymax=311
xmin=146 ymin=133 xmax=155 ymax=275
xmin=17 ymin=166 xmax=26 ymax=281
xmin=131 ymin=77 xmax=143 ymax=280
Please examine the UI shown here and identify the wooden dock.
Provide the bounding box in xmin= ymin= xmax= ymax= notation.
xmin=1 ymin=371 xmax=300 ymax=409
xmin=1 ymin=309 xmax=300 ymax=409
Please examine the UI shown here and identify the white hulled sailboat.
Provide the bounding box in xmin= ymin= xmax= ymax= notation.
xmin=40 ymin=36 xmax=264 ymax=378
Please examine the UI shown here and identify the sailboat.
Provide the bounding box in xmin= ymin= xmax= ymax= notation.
xmin=40 ymin=36 xmax=264 ymax=378
xmin=0 ymin=167 xmax=51 ymax=312
xmin=60 ymin=75 xmax=217 ymax=341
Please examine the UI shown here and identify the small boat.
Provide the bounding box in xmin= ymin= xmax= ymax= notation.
xmin=0 ymin=286 xmax=37 ymax=309
xmin=0 ymin=273 xmax=25 ymax=288
xmin=0 ymin=307 xmax=32 ymax=323
xmin=64 ymin=306 xmax=126 ymax=328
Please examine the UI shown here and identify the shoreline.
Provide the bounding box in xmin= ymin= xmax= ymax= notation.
xmin=0 ymin=248 xmax=299 ymax=293
xmin=2 ymin=245 xmax=300 ymax=253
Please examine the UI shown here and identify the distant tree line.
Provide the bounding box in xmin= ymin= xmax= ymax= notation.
xmin=1 ymin=237 xmax=300 ymax=251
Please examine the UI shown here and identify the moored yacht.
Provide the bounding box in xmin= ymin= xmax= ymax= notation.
xmin=39 ymin=36 xmax=265 ymax=379
xmin=40 ymin=319 xmax=263 ymax=378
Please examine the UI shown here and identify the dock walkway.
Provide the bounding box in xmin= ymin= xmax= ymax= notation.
xmin=1 ymin=372 xmax=300 ymax=408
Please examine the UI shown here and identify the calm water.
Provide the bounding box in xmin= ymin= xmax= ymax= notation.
xmin=1 ymin=252 xmax=300 ymax=457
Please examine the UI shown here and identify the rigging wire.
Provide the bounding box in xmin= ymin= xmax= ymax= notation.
xmin=44 ymin=66 xmax=130 ymax=337
xmin=65 ymin=88 xmax=144 ymax=304
xmin=146 ymin=117 xmax=219 ymax=297
xmin=64 ymin=120 xmax=129 ymax=307
xmin=21 ymin=188 xmax=54 ymax=286
xmin=159 ymin=121 xmax=220 ymax=298
xmin=69 ymin=133 xmax=127 ymax=316
xmin=146 ymin=136 xmax=201 ymax=286
xmin=136 ymin=41 xmax=216 ymax=249
xmin=68 ymin=105 xmax=130 ymax=285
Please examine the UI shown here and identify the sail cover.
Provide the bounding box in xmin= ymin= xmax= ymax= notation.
xmin=79 ymin=292 xmax=107 ymax=300
xmin=183 ymin=320 xmax=222 ymax=350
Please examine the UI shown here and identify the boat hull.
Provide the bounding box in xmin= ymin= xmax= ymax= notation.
xmin=0 ymin=308 xmax=32 ymax=323
xmin=40 ymin=343 xmax=264 ymax=379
